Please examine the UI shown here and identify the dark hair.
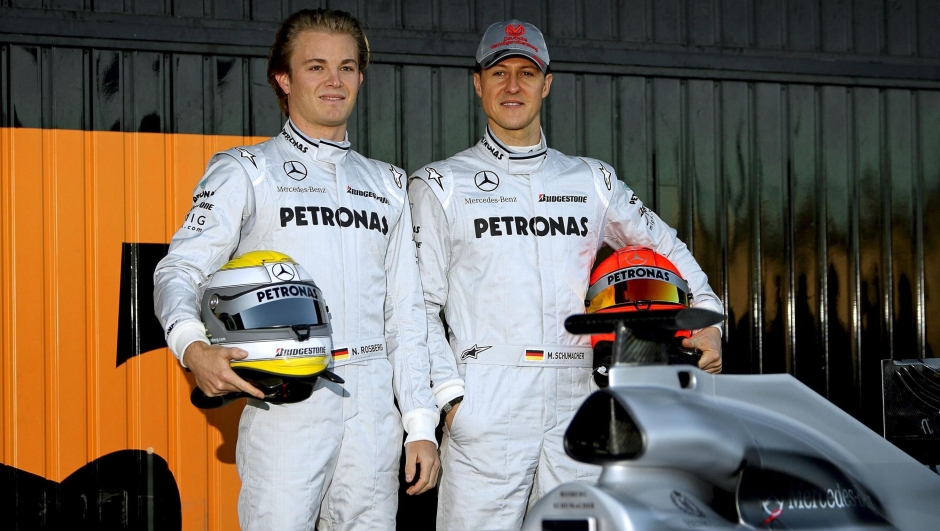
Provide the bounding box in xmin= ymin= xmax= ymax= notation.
xmin=267 ymin=9 xmax=371 ymax=117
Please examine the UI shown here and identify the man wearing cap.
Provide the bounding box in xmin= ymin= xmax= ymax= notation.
xmin=408 ymin=19 xmax=723 ymax=530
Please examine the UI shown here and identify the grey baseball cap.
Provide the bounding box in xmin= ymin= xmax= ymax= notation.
xmin=475 ymin=19 xmax=550 ymax=73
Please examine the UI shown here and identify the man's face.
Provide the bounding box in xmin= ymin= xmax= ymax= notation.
xmin=275 ymin=30 xmax=363 ymax=136
xmin=473 ymin=56 xmax=552 ymax=136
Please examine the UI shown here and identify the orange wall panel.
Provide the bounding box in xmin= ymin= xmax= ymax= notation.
xmin=82 ymin=129 xmax=99 ymax=469
xmin=9 ymin=128 xmax=47 ymax=478
xmin=90 ymin=130 xmax=129 ymax=459
xmin=1 ymin=126 xmax=10 ymax=465
xmin=47 ymin=129 xmax=89 ymax=482
xmin=1 ymin=127 xmax=267 ymax=530
xmin=168 ymin=134 xmax=209 ymax=240
xmin=127 ymin=133 xmax=170 ymax=459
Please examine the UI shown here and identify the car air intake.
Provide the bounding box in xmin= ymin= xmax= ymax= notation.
xmin=564 ymin=391 xmax=643 ymax=464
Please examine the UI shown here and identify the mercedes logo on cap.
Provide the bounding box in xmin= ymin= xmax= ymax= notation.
xmin=474 ymin=171 xmax=499 ymax=192
xmin=272 ymin=263 xmax=296 ymax=281
xmin=283 ymin=161 xmax=307 ymax=181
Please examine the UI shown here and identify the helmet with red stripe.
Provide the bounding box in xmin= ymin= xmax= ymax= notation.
xmin=586 ymin=246 xmax=693 ymax=384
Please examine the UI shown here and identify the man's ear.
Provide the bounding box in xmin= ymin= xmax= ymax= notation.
xmin=542 ymin=73 xmax=553 ymax=99
xmin=473 ymin=72 xmax=483 ymax=98
xmin=275 ymin=71 xmax=291 ymax=96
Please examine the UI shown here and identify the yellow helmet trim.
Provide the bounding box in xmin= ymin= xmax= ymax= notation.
xmin=586 ymin=286 xmax=616 ymax=314
xmin=230 ymin=356 xmax=331 ymax=377
xmin=220 ymin=250 xmax=295 ymax=270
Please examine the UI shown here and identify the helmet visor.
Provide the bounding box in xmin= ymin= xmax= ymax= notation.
xmin=225 ymin=297 xmax=324 ymax=330
xmin=586 ymin=268 xmax=691 ymax=313
xmin=210 ymin=282 xmax=326 ymax=331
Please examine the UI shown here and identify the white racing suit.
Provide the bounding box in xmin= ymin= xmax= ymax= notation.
xmin=409 ymin=127 xmax=723 ymax=531
xmin=154 ymin=120 xmax=439 ymax=531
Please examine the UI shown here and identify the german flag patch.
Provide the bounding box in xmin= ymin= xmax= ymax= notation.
xmin=525 ymin=349 xmax=544 ymax=361
xmin=332 ymin=348 xmax=349 ymax=361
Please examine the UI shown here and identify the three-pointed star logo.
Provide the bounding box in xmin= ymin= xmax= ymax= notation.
xmin=474 ymin=171 xmax=500 ymax=192
xmin=600 ymin=165 xmax=612 ymax=190
xmin=283 ymin=160 xmax=307 ymax=181
xmin=625 ymin=251 xmax=647 ymax=265
xmin=235 ymin=147 xmax=258 ymax=168
xmin=426 ymin=167 xmax=444 ymax=190
xmin=389 ymin=165 xmax=404 ymax=189
xmin=460 ymin=344 xmax=492 ymax=361
xmin=272 ymin=263 xmax=295 ymax=281
xmin=760 ymin=495 xmax=784 ymax=524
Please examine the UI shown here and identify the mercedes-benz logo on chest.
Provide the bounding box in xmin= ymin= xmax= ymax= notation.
xmin=474 ymin=171 xmax=499 ymax=192
xmin=283 ymin=161 xmax=308 ymax=181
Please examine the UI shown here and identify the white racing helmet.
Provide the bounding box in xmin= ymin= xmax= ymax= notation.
xmin=194 ymin=250 xmax=342 ymax=408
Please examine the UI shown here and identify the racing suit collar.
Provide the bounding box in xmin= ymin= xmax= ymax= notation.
xmin=472 ymin=126 xmax=547 ymax=174
xmin=281 ymin=119 xmax=350 ymax=165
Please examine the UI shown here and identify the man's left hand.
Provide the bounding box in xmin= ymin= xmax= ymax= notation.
xmin=682 ymin=327 xmax=722 ymax=374
xmin=404 ymin=440 xmax=440 ymax=495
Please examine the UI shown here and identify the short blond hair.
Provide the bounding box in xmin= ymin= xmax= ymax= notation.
xmin=267 ymin=9 xmax=371 ymax=117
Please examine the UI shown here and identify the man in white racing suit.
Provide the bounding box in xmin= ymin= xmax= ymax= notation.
xmin=408 ymin=19 xmax=724 ymax=530
xmin=153 ymin=9 xmax=440 ymax=531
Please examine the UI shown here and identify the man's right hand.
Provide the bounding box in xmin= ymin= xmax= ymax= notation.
xmin=183 ymin=342 xmax=265 ymax=399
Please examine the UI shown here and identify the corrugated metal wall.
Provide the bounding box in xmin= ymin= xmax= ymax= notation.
xmin=3 ymin=0 xmax=940 ymax=56
xmin=0 ymin=127 xmax=265 ymax=529
xmin=2 ymin=0 xmax=939 ymax=529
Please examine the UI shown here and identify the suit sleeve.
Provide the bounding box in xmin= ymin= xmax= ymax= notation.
xmin=407 ymin=177 xmax=465 ymax=410
xmin=384 ymin=175 xmax=440 ymax=446
xmin=153 ymin=155 xmax=254 ymax=366
xmin=601 ymin=169 xmax=724 ymax=319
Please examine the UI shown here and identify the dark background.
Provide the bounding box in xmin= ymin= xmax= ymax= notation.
xmin=2 ymin=0 xmax=939 ymax=529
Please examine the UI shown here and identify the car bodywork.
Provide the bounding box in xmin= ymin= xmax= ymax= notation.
xmin=522 ymin=311 xmax=940 ymax=531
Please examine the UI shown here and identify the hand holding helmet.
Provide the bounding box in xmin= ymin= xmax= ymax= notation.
xmin=190 ymin=250 xmax=343 ymax=408
xmin=586 ymin=246 xmax=722 ymax=384
xmin=183 ymin=341 xmax=265 ymax=401
xmin=681 ymin=327 xmax=722 ymax=373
